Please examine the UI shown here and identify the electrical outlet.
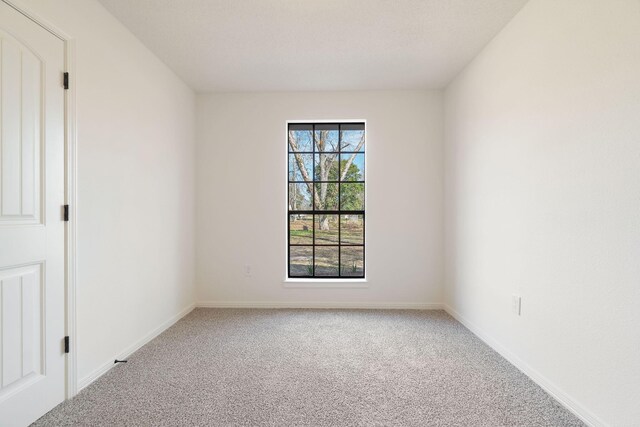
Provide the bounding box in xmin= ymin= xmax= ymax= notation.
xmin=512 ymin=294 xmax=522 ymax=316
xmin=244 ymin=264 xmax=252 ymax=277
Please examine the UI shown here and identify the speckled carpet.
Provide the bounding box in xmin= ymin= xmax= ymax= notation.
xmin=33 ymin=308 xmax=583 ymax=426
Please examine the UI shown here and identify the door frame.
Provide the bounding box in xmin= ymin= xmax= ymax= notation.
xmin=2 ymin=0 xmax=78 ymax=399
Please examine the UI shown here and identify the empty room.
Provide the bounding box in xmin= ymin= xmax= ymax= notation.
xmin=0 ymin=0 xmax=638 ymax=426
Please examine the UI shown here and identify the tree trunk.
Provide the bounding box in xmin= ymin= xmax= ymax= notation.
xmin=319 ymin=215 xmax=330 ymax=231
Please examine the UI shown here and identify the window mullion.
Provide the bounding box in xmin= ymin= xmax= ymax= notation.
xmin=312 ymin=124 xmax=315 ymax=277
xmin=338 ymin=123 xmax=342 ymax=277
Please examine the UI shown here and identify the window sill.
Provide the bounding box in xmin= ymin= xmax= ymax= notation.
xmin=283 ymin=279 xmax=368 ymax=288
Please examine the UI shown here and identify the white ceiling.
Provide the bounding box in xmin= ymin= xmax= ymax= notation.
xmin=97 ymin=0 xmax=529 ymax=92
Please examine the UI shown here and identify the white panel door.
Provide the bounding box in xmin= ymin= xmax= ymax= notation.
xmin=0 ymin=3 xmax=66 ymax=426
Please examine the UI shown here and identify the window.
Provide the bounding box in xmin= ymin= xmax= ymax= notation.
xmin=288 ymin=122 xmax=365 ymax=278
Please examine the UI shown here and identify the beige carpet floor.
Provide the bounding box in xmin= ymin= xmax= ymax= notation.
xmin=34 ymin=308 xmax=584 ymax=426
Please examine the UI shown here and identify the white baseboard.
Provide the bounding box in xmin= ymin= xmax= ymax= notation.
xmin=442 ymin=305 xmax=606 ymax=427
xmin=196 ymin=301 xmax=444 ymax=310
xmin=77 ymin=303 xmax=195 ymax=392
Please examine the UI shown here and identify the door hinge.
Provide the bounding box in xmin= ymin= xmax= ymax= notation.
xmin=63 ymin=204 xmax=69 ymax=221
xmin=64 ymin=336 xmax=70 ymax=354
xmin=63 ymin=72 xmax=69 ymax=90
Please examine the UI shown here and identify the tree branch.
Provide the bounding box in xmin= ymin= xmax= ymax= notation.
xmin=339 ymin=133 xmax=365 ymax=181
xmin=288 ymin=131 xmax=321 ymax=209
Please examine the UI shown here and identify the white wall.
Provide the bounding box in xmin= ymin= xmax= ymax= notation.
xmin=196 ymin=91 xmax=443 ymax=307
xmin=444 ymin=1 xmax=640 ymax=425
xmin=18 ymin=0 xmax=197 ymax=385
